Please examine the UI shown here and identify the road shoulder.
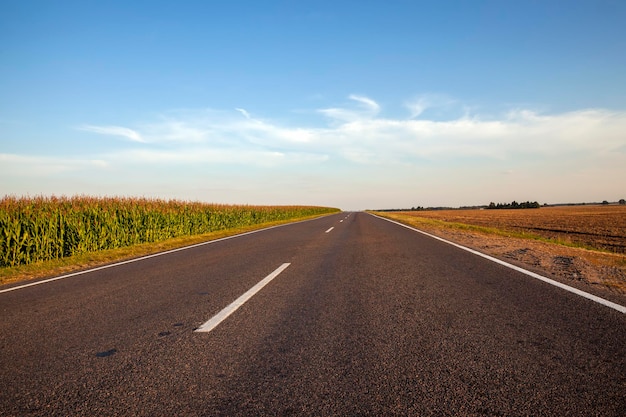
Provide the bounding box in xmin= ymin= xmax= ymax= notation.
xmin=371 ymin=211 xmax=626 ymax=306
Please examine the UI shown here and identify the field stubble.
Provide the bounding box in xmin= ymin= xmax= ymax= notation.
xmin=375 ymin=205 xmax=626 ymax=294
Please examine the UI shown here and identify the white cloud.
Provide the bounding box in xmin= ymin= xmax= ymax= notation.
xmin=6 ymin=95 xmax=626 ymax=208
xmin=78 ymin=125 xmax=145 ymax=143
xmin=66 ymin=97 xmax=626 ymax=169
xmin=0 ymin=153 xmax=109 ymax=176
xmin=90 ymin=159 xmax=109 ymax=168
xmin=144 ymin=119 xmax=210 ymax=144
xmin=235 ymin=108 xmax=251 ymax=119
xmin=106 ymin=147 xmax=328 ymax=167
xmin=319 ymin=94 xmax=381 ymax=122
xmin=406 ymin=100 xmax=428 ymax=119
xmin=405 ymin=94 xmax=456 ymax=119
xmin=348 ymin=94 xmax=380 ymax=114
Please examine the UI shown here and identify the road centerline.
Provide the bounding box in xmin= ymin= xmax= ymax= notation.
xmin=195 ymin=263 xmax=291 ymax=333
xmin=325 ymin=227 xmax=334 ymax=233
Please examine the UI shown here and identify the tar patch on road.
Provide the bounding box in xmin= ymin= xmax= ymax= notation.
xmin=95 ymin=348 xmax=117 ymax=358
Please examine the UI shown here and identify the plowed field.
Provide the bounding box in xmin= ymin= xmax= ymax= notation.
xmin=375 ymin=205 xmax=626 ymax=294
xmin=395 ymin=205 xmax=626 ymax=254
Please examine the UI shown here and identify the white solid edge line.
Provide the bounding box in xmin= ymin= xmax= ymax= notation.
xmin=370 ymin=213 xmax=626 ymax=314
xmin=195 ymin=263 xmax=291 ymax=333
xmin=325 ymin=227 xmax=334 ymax=233
xmin=0 ymin=215 xmax=334 ymax=295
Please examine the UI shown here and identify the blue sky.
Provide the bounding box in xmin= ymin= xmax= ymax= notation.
xmin=1 ymin=0 xmax=625 ymax=210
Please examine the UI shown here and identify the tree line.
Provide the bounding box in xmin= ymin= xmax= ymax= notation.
xmin=487 ymin=201 xmax=541 ymax=209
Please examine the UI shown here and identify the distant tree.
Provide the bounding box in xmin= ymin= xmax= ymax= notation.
xmin=619 ymin=199 xmax=626 ymax=205
xmin=602 ymin=200 xmax=610 ymax=205
xmin=486 ymin=200 xmax=541 ymax=209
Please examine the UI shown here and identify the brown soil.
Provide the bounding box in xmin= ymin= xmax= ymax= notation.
xmin=376 ymin=207 xmax=626 ymax=295
xmin=404 ymin=205 xmax=626 ymax=254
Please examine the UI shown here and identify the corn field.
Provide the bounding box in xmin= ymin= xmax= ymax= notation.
xmin=0 ymin=196 xmax=339 ymax=268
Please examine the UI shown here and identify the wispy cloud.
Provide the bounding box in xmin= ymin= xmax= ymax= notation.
xmin=319 ymin=94 xmax=381 ymax=122
xmin=0 ymin=153 xmax=109 ymax=176
xmin=405 ymin=94 xmax=457 ymax=119
xmin=349 ymin=94 xmax=381 ymax=114
xmin=72 ymin=97 xmax=626 ymax=166
xmin=7 ymin=95 xmax=626 ymax=208
xmin=235 ymin=108 xmax=251 ymax=119
xmin=77 ymin=125 xmax=146 ymax=143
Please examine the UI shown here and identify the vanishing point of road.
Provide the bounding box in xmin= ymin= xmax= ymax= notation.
xmin=1 ymin=212 xmax=624 ymax=416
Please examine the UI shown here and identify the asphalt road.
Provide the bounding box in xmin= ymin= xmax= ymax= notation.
xmin=1 ymin=212 xmax=624 ymax=416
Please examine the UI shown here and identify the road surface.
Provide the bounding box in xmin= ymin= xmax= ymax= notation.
xmin=1 ymin=212 xmax=624 ymax=416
